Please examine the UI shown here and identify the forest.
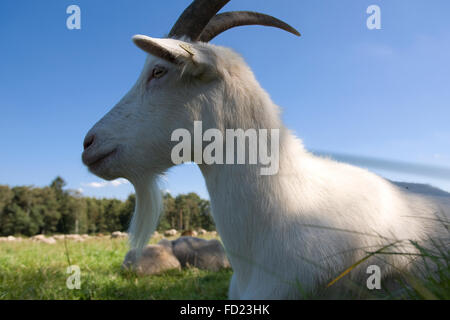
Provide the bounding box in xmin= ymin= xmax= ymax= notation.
xmin=0 ymin=177 xmax=215 ymax=236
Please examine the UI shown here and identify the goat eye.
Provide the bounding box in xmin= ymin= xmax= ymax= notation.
xmin=152 ymin=66 xmax=167 ymax=79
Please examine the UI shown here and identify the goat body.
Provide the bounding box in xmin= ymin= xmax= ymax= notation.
xmin=81 ymin=2 xmax=449 ymax=299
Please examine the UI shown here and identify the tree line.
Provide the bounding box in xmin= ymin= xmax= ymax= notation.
xmin=0 ymin=177 xmax=215 ymax=236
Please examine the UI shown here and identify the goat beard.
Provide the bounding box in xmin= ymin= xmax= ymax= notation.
xmin=128 ymin=174 xmax=163 ymax=252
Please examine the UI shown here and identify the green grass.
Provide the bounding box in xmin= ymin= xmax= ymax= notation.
xmin=0 ymin=236 xmax=232 ymax=300
xmin=392 ymin=237 xmax=450 ymax=299
xmin=322 ymin=237 xmax=450 ymax=300
xmin=0 ymin=229 xmax=448 ymax=300
xmin=313 ymin=215 xmax=450 ymax=300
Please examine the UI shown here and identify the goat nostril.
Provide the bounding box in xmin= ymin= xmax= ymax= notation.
xmin=83 ymin=134 xmax=95 ymax=150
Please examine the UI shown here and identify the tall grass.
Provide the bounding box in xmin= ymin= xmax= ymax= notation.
xmin=319 ymin=213 xmax=450 ymax=299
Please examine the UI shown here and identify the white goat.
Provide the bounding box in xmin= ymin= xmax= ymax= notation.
xmin=82 ymin=0 xmax=449 ymax=299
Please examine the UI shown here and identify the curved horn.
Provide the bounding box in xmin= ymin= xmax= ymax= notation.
xmin=198 ymin=11 xmax=301 ymax=42
xmin=169 ymin=0 xmax=230 ymax=40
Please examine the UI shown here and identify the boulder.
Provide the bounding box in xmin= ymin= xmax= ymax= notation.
xmin=167 ymin=236 xmax=231 ymax=271
xmin=31 ymin=234 xmax=46 ymax=241
xmin=111 ymin=231 xmax=128 ymax=239
xmin=66 ymin=234 xmax=84 ymax=242
xmin=164 ymin=229 xmax=178 ymax=237
xmin=40 ymin=237 xmax=56 ymax=244
xmin=32 ymin=235 xmax=56 ymax=244
xmin=158 ymin=238 xmax=172 ymax=249
xmin=0 ymin=236 xmax=21 ymax=242
xmin=181 ymin=230 xmax=198 ymax=237
xmin=122 ymin=244 xmax=181 ymax=276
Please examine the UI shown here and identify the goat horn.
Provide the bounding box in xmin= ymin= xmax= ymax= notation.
xmin=198 ymin=11 xmax=301 ymax=42
xmin=169 ymin=0 xmax=230 ymax=40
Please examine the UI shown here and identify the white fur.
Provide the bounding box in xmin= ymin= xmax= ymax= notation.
xmin=83 ymin=37 xmax=449 ymax=299
xmin=128 ymin=175 xmax=162 ymax=251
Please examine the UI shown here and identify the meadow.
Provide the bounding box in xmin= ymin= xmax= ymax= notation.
xmin=0 ymin=235 xmax=232 ymax=300
xmin=0 ymin=232 xmax=448 ymax=300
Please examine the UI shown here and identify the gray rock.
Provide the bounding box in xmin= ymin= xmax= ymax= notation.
xmin=158 ymin=238 xmax=173 ymax=249
xmin=122 ymin=244 xmax=181 ymax=276
xmin=31 ymin=235 xmax=56 ymax=244
xmin=164 ymin=229 xmax=178 ymax=237
xmin=169 ymin=236 xmax=231 ymax=271
xmin=111 ymin=231 xmax=128 ymax=239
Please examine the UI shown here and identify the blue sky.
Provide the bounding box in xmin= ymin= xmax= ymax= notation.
xmin=1 ymin=0 xmax=449 ymax=200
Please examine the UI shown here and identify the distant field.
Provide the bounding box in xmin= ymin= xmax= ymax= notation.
xmin=0 ymin=235 xmax=232 ymax=300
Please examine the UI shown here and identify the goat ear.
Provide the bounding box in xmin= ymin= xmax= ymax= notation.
xmin=132 ymin=35 xmax=202 ymax=67
xmin=133 ymin=36 xmax=216 ymax=78
xmin=132 ymin=35 xmax=184 ymax=65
